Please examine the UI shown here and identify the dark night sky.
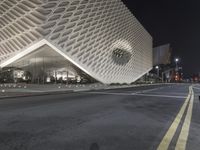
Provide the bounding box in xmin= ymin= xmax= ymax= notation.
xmin=122 ymin=0 xmax=200 ymax=77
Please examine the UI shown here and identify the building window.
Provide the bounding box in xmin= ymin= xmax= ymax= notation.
xmin=112 ymin=48 xmax=131 ymax=65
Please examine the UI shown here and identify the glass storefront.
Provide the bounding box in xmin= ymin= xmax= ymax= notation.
xmin=0 ymin=45 xmax=95 ymax=84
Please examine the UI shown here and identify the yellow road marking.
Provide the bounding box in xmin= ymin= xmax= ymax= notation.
xmin=157 ymin=86 xmax=192 ymax=150
xmin=175 ymin=87 xmax=194 ymax=150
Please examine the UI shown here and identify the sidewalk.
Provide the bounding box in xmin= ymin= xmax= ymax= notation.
xmin=0 ymin=83 xmax=165 ymax=99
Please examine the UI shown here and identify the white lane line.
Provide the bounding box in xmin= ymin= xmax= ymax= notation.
xmin=175 ymin=87 xmax=194 ymax=150
xmin=157 ymin=86 xmax=192 ymax=150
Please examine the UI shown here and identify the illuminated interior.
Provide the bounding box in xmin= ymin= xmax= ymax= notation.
xmin=1 ymin=44 xmax=94 ymax=84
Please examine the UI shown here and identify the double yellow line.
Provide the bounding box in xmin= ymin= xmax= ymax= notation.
xmin=157 ymin=85 xmax=194 ymax=150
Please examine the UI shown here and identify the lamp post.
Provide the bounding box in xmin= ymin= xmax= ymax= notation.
xmin=155 ymin=65 xmax=159 ymax=80
xmin=175 ymin=58 xmax=179 ymax=71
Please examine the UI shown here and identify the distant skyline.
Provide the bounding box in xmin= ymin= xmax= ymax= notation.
xmin=122 ymin=0 xmax=200 ymax=77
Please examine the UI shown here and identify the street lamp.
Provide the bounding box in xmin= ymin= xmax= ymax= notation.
xmin=155 ymin=65 xmax=159 ymax=69
xmin=175 ymin=58 xmax=179 ymax=71
xmin=155 ymin=65 xmax=159 ymax=78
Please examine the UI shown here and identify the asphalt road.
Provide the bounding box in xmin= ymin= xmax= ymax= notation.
xmin=0 ymin=84 xmax=199 ymax=150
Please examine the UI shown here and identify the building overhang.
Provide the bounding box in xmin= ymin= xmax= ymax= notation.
xmin=0 ymin=39 xmax=104 ymax=83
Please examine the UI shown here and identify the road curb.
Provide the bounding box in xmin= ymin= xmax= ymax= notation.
xmin=0 ymin=90 xmax=74 ymax=100
xmin=0 ymin=83 xmax=171 ymax=99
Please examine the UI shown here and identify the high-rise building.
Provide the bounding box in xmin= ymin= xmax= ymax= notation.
xmin=153 ymin=44 xmax=171 ymax=66
xmin=0 ymin=0 xmax=152 ymax=84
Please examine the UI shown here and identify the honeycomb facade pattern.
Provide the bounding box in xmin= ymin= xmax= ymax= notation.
xmin=0 ymin=0 xmax=153 ymax=84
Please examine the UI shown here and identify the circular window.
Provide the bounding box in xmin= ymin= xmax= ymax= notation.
xmin=112 ymin=49 xmax=131 ymax=65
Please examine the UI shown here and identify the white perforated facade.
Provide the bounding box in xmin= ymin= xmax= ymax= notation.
xmin=0 ymin=0 xmax=152 ymax=84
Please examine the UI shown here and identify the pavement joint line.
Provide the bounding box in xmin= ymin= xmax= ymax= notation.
xmin=133 ymin=86 xmax=167 ymax=94
xmin=84 ymin=91 xmax=133 ymax=96
xmin=84 ymin=91 xmax=186 ymax=99
xmin=175 ymin=86 xmax=194 ymax=150
xmin=157 ymin=85 xmax=192 ymax=150
xmin=0 ymin=84 xmax=177 ymax=99
xmin=82 ymin=86 xmax=166 ymax=95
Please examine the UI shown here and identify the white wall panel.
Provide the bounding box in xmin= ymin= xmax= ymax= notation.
xmin=0 ymin=0 xmax=152 ymax=84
